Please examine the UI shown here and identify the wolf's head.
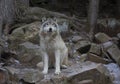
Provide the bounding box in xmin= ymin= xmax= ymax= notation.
xmin=40 ymin=17 xmax=59 ymax=37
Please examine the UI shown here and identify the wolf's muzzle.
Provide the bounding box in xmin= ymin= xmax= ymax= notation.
xmin=49 ymin=28 xmax=52 ymax=32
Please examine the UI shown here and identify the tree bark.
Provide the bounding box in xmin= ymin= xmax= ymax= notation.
xmin=0 ymin=0 xmax=29 ymax=38
xmin=88 ymin=0 xmax=99 ymax=41
xmin=0 ymin=0 xmax=29 ymax=59
xmin=0 ymin=0 xmax=15 ymax=36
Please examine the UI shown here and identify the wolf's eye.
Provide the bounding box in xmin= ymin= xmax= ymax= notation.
xmin=46 ymin=23 xmax=48 ymax=25
xmin=42 ymin=25 xmax=45 ymax=27
xmin=53 ymin=24 xmax=57 ymax=27
xmin=43 ymin=24 xmax=46 ymax=27
xmin=44 ymin=23 xmax=49 ymax=27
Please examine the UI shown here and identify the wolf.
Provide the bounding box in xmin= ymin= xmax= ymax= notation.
xmin=39 ymin=17 xmax=68 ymax=75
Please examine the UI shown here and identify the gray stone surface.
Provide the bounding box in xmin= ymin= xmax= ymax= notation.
xmin=37 ymin=62 xmax=112 ymax=84
xmin=107 ymin=44 xmax=120 ymax=65
xmin=95 ymin=33 xmax=111 ymax=43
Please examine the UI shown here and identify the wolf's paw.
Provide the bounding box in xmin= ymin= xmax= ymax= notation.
xmin=61 ymin=65 xmax=67 ymax=69
xmin=42 ymin=70 xmax=48 ymax=74
xmin=55 ymin=70 xmax=61 ymax=75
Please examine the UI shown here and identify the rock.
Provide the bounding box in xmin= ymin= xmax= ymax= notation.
xmin=97 ymin=18 xmax=120 ymax=28
xmin=59 ymin=19 xmax=69 ymax=32
xmin=102 ymin=41 xmax=120 ymax=65
xmin=102 ymin=41 xmax=113 ymax=50
xmin=9 ymin=21 xmax=41 ymax=45
xmin=72 ymin=51 xmax=82 ymax=63
xmin=95 ymin=33 xmax=111 ymax=43
xmin=8 ymin=22 xmax=40 ymax=60
xmin=8 ymin=57 xmax=20 ymax=65
xmin=59 ymin=20 xmax=69 ymax=40
xmin=37 ymin=62 xmax=112 ymax=84
xmin=87 ymin=53 xmax=110 ymax=64
xmin=89 ymin=43 xmax=101 ymax=55
xmin=74 ymin=40 xmax=91 ymax=54
xmin=79 ymin=53 xmax=110 ymax=64
xmin=73 ymin=51 xmax=81 ymax=58
xmin=79 ymin=54 xmax=88 ymax=62
xmin=17 ymin=42 xmax=42 ymax=66
xmin=5 ymin=66 xmax=44 ymax=83
xmin=66 ymin=42 xmax=74 ymax=58
xmin=0 ymin=38 xmax=8 ymax=53
xmin=37 ymin=62 xmax=43 ymax=70
xmin=5 ymin=67 xmax=19 ymax=75
xmin=111 ymin=37 xmax=119 ymax=45
xmin=8 ymin=22 xmax=41 ymax=58
xmin=78 ymin=79 xmax=93 ymax=84
xmin=22 ymin=69 xmax=43 ymax=83
xmin=105 ymin=63 xmax=120 ymax=84
xmin=67 ymin=62 xmax=112 ymax=84
xmin=0 ymin=68 xmax=9 ymax=84
xmin=71 ymin=35 xmax=83 ymax=43
xmin=117 ymin=33 xmax=120 ymax=39
xmin=107 ymin=44 xmax=120 ymax=65
xmin=5 ymin=67 xmax=20 ymax=84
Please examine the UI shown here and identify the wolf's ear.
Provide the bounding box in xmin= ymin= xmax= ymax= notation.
xmin=53 ymin=17 xmax=57 ymax=22
xmin=41 ymin=17 xmax=47 ymax=23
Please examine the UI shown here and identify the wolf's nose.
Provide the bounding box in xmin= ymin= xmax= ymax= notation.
xmin=49 ymin=28 xmax=52 ymax=32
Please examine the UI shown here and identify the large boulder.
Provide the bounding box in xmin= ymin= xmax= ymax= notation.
xmin=95 ymin=33 xmax=111 ymax=43
xmin=87 ymin=53 xmax=110 ymax=64
xmin=70 ymin=35 xmax=83 ymax=43
xmin=89 ymin=43 xmax=101 ymax=55
xmin=107 ymin=44 xmax=120 ymax=66
xmin=37 ymin=62 xmax=112 ymax=84
xmin=0 ymin=68 xmax=9 ymax=84
xmin=16 ymin=42 xmax=42 ymax=66
xmin=105 ymin=63 xmax=120 ymax=84
xmin=5 ymin=66 xmax=44 ymax=84
xmin=2 ymin=61 xmax=113 ymax=84
xmin=8 ymin=22 xmax=41 ymax=62
xmin=9 ymin=21 xmax=41 ymax=46
xmin=102 ymin=41 xmax=120 ymax=66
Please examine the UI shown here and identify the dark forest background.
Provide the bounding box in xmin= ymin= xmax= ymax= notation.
xmin=0 ymin=0 xmax=120 ymax=40
xmin=30 ymin=0 xmax=120 ymax=18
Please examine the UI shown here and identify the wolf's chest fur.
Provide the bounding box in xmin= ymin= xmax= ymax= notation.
xmin=44 ymin=39 xmax=56 ymax=52
xmin=40 ymin=35 xmax=59 ymax=53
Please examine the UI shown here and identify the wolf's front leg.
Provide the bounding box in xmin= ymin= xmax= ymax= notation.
xmin=42 ymin=52 xmax=49 ymax=74
xmin=55 ymin=50 xmax=61 ymax=75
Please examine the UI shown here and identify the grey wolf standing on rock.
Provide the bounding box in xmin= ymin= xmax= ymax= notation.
xmin=38 ymin=17 xmax=68 ymax=75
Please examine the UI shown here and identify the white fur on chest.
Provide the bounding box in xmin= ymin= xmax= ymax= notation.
xmin=40 ymin=35 xmax=59 ymax=52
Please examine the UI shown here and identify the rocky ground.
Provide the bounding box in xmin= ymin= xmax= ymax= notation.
xmin=0 ymin=18 xmax=120 ymax=84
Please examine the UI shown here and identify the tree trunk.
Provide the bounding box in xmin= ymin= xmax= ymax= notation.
xmin=88 ymin=0 xmax=99 ymax=41
xmin=0 ymin=0 xmax=15 ymax=36
xmin=0 ymin=0 xmax=29 ymax=38
xmin=0 ymin=0 xmax=29 ymax=60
